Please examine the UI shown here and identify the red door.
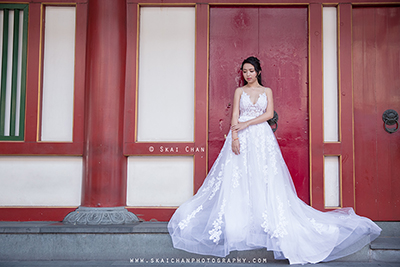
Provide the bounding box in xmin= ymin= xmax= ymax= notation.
xmin=208 ymin=6 xmax=309 ymax=203
xmin=353 ymin=6 xmax=400 ymax=220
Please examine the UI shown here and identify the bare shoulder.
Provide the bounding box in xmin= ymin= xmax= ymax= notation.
xmin=234 ymin=87 xmax=243 ymax=97
xmin=264 ymin=87 xmax=273 ymax=94
xmin=264 ymin=87 xmax=274 ymax=102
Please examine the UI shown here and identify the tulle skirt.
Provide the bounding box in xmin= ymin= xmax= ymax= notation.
xmin=168 ymin=119 xmax=381 ymax=265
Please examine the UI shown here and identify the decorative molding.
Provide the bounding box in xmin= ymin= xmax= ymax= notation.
xmin=63 ymin=206 xmax=139 ymax=225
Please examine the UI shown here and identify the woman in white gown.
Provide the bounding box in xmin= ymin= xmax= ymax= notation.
xmin=168 ymin=56 xmax=381 ymax=265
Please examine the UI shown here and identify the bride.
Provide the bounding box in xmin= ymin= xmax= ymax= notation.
xmin=168 ymin=56 xmax=381 ymax=265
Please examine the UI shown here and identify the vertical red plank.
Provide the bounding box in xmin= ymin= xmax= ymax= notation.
xmin=24 ymin=3 xmax=41 ymax=142
xmin=124 ymin=2 xmax=138 ymax=148
xmin=259 ymin=7 xmax=309 ymax=203
xmin=353 ymin=6 xmax=400 ymax=220
xmin=72 ymin=3 xmax=87 ymax=144
xmin=384 ymin=7 xmax=400 ymax=221
xmin=209 ymin=6 xmax=309 ymax=203
xmin=338 ymin=4 xmax=355 ymax=209
xmin=373 ymin=6 xmax=400 ymax=220
xmin=353 ymin=7 xmax=379 ymax=219
xmin=309 ymin=3 xmax=324 ymax=210
xmin=208 ymin=6 xmax=259 ymax=169
xmin=194 ymin=4 xmax=209 ymax=192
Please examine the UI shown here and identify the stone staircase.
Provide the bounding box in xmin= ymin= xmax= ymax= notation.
xmin=369 ymin=222 xmax=400 ymax=263
xmin=0 ymin=221 xmax=398 ymax=263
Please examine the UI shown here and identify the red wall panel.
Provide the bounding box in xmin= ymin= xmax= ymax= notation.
xmin=353 ymin=6 xmax=400 ymax=220
xmin=209 ymin=6 xmax=309 ymax=203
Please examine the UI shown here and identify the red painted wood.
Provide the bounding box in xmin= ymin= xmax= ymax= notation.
xmin=353 ymin=6 xmax=400 ymax=220
xmin=209 ymin=6 xmax=309 ymax=203
xmin=24 ymin=3 xmax=41 ymax=143
xmin=209 ymin=7 xmax=258 ymax=170
xmin=37 ymin=5 xmax=46 ymax=141
xmin=259 ymin=6 xmax=309 ymax=203
xmin=309 ymin=4 xmax=324 ymax=210
xmin=193 ymin=4 xmax=209 ymax=193
xmin=1 ymin=0 xmax=397 ymax=223
xmin=124 ymin=3 xmax=138 ymax=148
xmin=125 ymin=143 xmax=201 ymax=155
xmin=0 ymin=142 xmax=82 ymax=155
xmin=0 ymin=3 xmax=86 ymax=155
xmin=127 ymin=0 xmax=400 ymax=4
xmin=73 ymin=3 xmax=87 ymax=144
xmin=81 ymin=0 xmax=127 ymax=207
xmin=0 ymin=207 xmax=76 ymax=221
xmin=323 ymin=143 xmax=341 ymax=155
xmin=0 ymin=0 xmax=395 ymax=6
xmin=30 ymin=0 xmax=87 ymax=3
xmin=337 ymin=4 xmax=355 ymax=209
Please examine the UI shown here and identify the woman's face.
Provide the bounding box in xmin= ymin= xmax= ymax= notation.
xmin=242 ymin=63 xmax=259 ymax=85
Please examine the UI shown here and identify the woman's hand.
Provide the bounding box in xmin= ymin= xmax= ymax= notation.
xmin=231 ymin=121 xmax=249 ymax=132
xmin=231 ymin=138 xmax=240 ymax=155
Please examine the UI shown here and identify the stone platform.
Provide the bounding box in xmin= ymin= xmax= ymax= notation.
xmin=0 ymin=221 xmax=398 ymax=264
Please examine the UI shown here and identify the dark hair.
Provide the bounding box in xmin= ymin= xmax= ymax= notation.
xmin=241 ymin=56 xmax=263 ymax=86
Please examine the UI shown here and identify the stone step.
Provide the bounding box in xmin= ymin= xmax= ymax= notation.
xmin=370 ymin=237 xmax=400 ymax=263
xmin=367 ymin=221 xmax=400 ymax=263
xmin=0 ymin=221 xmax=398 ymax=263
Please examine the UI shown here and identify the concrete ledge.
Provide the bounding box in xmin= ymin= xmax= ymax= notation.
xmin=374 ymin=222 xmax=400 ymax=237
xmin=370 ymin=237 xmax=400 ymax=263
xmin=372 ymin=250 xmax=400 ymax=263
xmin=0 ymin=221 xmax=168 ymax=234
xmin=371 ymin=237 xmax=400 ymax=250
xmin=0 ymin=221 xmax=396 ymax=263
xmin=0 ymin=222 xmax=277 ymax=262
xmin=0 ymin=233 xmax=278 ymax=262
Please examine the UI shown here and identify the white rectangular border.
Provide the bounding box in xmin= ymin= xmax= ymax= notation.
xmin=0 ymin=156 xmax=82 ymax=206
xmin=127 ymin=156 xmax=194 ymax=206
xmin=41 ymin=6 xmax=76 ymax=142
xmin=323 ymin=7 xmax=339 ymax=142
xmin=137 ymin=7 xmax=195 ymax=142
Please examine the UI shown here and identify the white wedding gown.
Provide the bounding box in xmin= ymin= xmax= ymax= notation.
xmin=168 ymin=89 xmax=381 ymax=265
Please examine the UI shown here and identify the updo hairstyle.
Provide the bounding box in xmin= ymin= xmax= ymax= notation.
xmin=240 ymin=56 xmax=263 ymax=86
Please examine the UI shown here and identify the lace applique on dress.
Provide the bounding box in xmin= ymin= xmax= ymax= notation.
xmin=254 ymin=125 xmax=269 ymax=183
xmin=266 ymin=135 xmax=278 ymax=176
xmin=272 ymin=196 xmax=288 ymax=238
xmin=209 ymin=163 xmax=225 ymax=200
xmin=261 ymin=210 xmax=270 ymax=234
xmin=240 ymin=92 xmax=267 ymax=118
xmin=232 ymin=165 xmax=241 ymax=188
xmin=178 ymin=205 xmax=203 ymax=230
xmin=200 ymin=177 xmax=215 ymax=197
xmin=168 ymin=86 xmax=382 ymax=263
xmin=209 ymin=199 xmax=226 ymax=244
xmin=199 ymin=154 xmax=223 ymax=197
xmin=308 ymin=218 xmax=324 ymax=234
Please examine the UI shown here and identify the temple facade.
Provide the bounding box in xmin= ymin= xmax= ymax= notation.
xmin=0 ymin=0 xmax=399 ymax=223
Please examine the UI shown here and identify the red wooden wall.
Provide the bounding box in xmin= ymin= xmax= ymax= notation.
xmin=353 ymin=6 xmax=400 ymax=221
xmin=208 ymin=6 xmax=309 ymax=203
xmin=0 ymin=0 xmax=399 ymax=222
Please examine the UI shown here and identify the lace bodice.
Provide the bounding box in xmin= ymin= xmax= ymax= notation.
xmin=239 ymin=91 xmax=267 ymax=121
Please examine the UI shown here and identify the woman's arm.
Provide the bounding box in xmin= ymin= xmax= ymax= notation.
xmin=231 ymin=88 xmax=274 ymax=132
xmin=230 ymin=88 xmax=242 ymax=135
xmin=231 ymin=88 xmax=242 ymax=155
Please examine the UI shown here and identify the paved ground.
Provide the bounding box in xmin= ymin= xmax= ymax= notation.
xmin=0 ymin=261 xmax=399 ymax=267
